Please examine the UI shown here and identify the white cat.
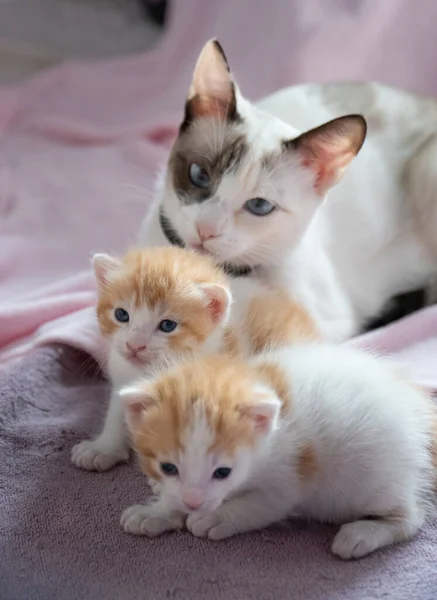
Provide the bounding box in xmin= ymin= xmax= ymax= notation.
xmin=139 ymin=38 xmax=437 ymax=340
xmin=120 ymin=344 xmax=437 ymax=559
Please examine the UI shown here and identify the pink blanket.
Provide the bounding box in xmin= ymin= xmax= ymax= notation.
xmin=1 ymin=0 xmax=437 ymax=388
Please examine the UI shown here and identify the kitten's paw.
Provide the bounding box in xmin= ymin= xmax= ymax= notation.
xmin=332 ymin=521 xmax=382 ymax=560
xmin=186 ymin=513 xmax=238 ymax=540
xmin=71 ymin=440 xmax=129 ymax=471
xmin=149 ymin=479 xmax=162 ymax=495
xmin=121 ymin=504 xmax=184 ymax=537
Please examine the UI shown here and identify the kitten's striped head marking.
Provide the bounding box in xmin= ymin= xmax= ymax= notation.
xmin=159 ymin=39 xmax=366 ymax=268
xmin=93 ymin=246 xmax=232 ymax=369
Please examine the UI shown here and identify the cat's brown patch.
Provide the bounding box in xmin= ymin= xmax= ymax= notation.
xmin=169 ymin=121 xmax=247 ymax=205
xmin=296 ymin=444 xmax=318 ymax=482
xmin=95 ymin=246 xmax=229 ymax=352
xmin=245 ymin=289 xmax=320 ymax=353
xmin=127 ymin=354 xmax=283 ymax=479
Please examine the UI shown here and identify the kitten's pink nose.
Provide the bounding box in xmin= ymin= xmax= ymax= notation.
xmin=126 ymin=341 xmax=146 ymax=354
xmin=196 ymin=222 xmax=218 ymax=241
xmin=182 ymin=488 xmax=204 ymax=510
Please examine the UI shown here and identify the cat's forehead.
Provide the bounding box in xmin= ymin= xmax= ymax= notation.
xmin=169 ymin=114 xmax=297 ymax=204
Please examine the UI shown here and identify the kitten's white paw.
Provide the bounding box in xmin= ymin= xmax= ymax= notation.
xmin=71 ymin=440 xmax=129 ymax=471
xmin=121 ymin=504 xmax=184 ymax=537
xmin=332 ymin=521 xmax=382 ymax=560
xmin=186 ymin=513 xmax=238 ymax=540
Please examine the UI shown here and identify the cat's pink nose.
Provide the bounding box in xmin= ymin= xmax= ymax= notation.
xmin=126 ymin=341 xmax=146 ymax=354
xmin=196 ymin=222 xmax=218 ymax=241
xmin=182 ymin=489 xmax=204 ymax=510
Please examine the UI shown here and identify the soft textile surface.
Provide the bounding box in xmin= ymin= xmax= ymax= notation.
xmin=2 ymin=2 xmax=437 ymax=597
xmin=1 ymin=346 xmax=436 ymax=600
xmin=2 ymin=0 xmax=437 ymax=386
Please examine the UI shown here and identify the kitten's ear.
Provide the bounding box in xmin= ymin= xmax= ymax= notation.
xmin=238 ymin=387 xmax=281 ymax=434
xmin=119 ymin=382 xmax=157 ymax=426
xmin=184 ymin=38 xmax=237 ymax=123
xmin=92 ymin=253 xmax=121 ymax=290
xmin=198 ymin=283 xmax=233 ymax=325
xmin=286 ymin=114 xmax=367 ymax=196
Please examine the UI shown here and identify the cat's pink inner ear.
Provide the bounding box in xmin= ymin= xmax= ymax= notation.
xmin=119 ymin=384 xmax=157 ymax=422
xmin=92 ymin=253 xmax=121 ymax=289
xmin=239 ymin=393 xmax=281 ymax=434
xmin=290 ymin=114 xmax=367 ymax=196
xmin=199 ymin=283 xmax=233 ymax=324
xmin=186 ymin=38 xmax=236 ymax=121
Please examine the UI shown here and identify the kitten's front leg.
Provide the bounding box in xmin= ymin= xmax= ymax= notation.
xmin=121 ymin=497 xmax=185 ymax=538
xmin=71 ymin=389 xmax=129 ymax=471
xmin=187 ymin=489 xmax=291 ymax=541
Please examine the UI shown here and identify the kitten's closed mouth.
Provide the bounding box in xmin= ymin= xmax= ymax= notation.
xmin=123 ymin=353 xmax=150 ymax=367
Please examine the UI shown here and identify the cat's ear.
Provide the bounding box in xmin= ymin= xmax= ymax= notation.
xmin=286 ymin=114 xmax=367 ymax=196
xmin=184 ymin=38 xmax=237 ymax=123
xmin=198 ymin=283 xmax=233 ymax=325
xmin=238 ymin=387 xmax=281 ymax=434
xmin=92 ymin=253 xmax=121 ymax=290
xmin=119 ymin=382 xmax=157 ymax=427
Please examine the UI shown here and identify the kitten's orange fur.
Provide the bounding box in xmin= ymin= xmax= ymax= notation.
xmin=96 ymin=246 xmax=229 ymax=352
xmin=128 ymin=354 xmax=290 ymax=482
xmin=244 ymin=289 xmax=320 ymax=353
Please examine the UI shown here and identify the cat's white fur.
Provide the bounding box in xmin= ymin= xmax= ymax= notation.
xmin=139 ymin=40 xmax=437 ymax=340
xmin=121 ymin=344 xmax=436 ymax=559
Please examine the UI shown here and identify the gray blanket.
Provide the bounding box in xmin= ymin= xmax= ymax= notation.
xmin=1 ymin=346 xmax=436 ymax=600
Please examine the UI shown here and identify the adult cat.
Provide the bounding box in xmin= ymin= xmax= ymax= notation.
xmin=139 ymin=39 xmax=437 ymax=340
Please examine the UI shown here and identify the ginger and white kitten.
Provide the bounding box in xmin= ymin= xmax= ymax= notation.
xmin=140 ymin=38 xmax=437 ymax=339
xmin=71 ymin=246 xmax=232 ymax=471
xmin=121 ymin=349 xmax=437 ymax=559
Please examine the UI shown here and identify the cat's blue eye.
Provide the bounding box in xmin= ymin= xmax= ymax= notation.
xmin=160 ymin=462 xmax=179 ymax=476
xmin=212 ymin=467 xmax=232 ymax=480
xmin=158 ymin=319 xmax=177 ymax=333
xmin=114 ymin=308 xmax=129 ymax=323
xmin=244 ymin=197 xmax=276 ymax=216
xmin=189 ymin=163 xmax=210 ymax=188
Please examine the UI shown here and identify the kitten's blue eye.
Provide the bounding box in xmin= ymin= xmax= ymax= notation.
xmin=244 ymin=197 xmax=276 ymax=216
xmin=114 ymin=308 xmax=129 ymax=323
xmin=160 ymin=462 xmax=179 ymax=476
xmin=158 ymin=319 xmax=177 ymax=333
xmin=189 ymin=163 xmax=210 ymax=188
xmin=212 ymin=467 xmax=232 ymax=480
